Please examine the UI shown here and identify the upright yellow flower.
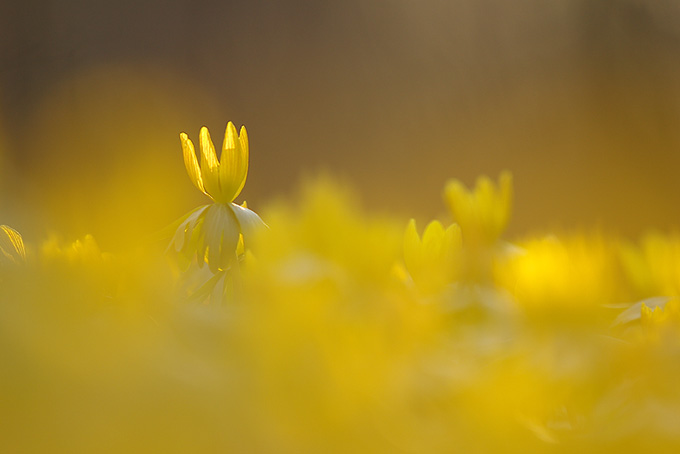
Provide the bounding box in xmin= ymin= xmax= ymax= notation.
xmin=181 ymin=122 xmax=249 ymax=204
xmin=403 ymin=219 xmax=462 ymax=294
xmin=444 ymin=171 xmax=512 ymax=246
xmin=171 ymin=122 xmax=265 ymax=273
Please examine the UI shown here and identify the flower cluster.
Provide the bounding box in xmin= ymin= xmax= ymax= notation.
xmin=2 ymin=124 xmax=680 ymax=453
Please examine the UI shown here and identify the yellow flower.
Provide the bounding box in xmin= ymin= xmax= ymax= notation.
xmin=495 ymin=235 xmax=620 ymax=319
xmin=41 ymin=234 xmax=108 ymax=265
xmin=0 ymin=225 xmax=25 ymax=265
xmin=403 ymin=219 xmax=462 ymax=294
xmin=444 ymin=171 xmax=512 ymax=246
xmin=171 ymin=123 xmax=265 ymax=273
xmin=181 ymin=122 xmax=248 ymax=204
xmin=244 ymin=177 xmax=403 ymax=287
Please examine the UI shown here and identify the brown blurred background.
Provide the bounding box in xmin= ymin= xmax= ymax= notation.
xmin=2 ymin=0 xmax=680 ymax=248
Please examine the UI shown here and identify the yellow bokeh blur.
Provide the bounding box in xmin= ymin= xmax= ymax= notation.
xmin=17 ymin=64 xmax=217 ymax=251
xmin=3 ymin=165 xmax=680 ymax=452
xmin=4 ymin=2 xmax=680 ymax=452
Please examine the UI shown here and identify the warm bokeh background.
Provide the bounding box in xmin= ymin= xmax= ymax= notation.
xmin=2 ymin=0 xmax=680 ymax=248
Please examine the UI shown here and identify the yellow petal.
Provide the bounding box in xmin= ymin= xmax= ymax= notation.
xmin=236 ymin=125 xmax=249 ymax=197
xmin=422 ymin=221 xmax=445 ymax=264
xmin=423 ymin=220 xmax=444 ymax=245
xmin=0 ymin=225 xmax=25 ymax=264
xmin=403 ymin=219 xmax=421 ymax=275
xmin=443 ymin=223 xmax=462 ymax=259
xmin=219 ymin=122 xmax=249 ymax=202
xmin=239 ymin=125 xmax=249 ymax=159
xmin=444 ymin=172 xmax=513 ymax=245
xmin=444 ymin=179 xmax=473 ymax=230
xmin=199 ymin=126 xmax=221 ymax=200
xmin=444 ymin=223 xmax=462 ymax=247
xmin=180 ymin=133 xmax=206 ymax=195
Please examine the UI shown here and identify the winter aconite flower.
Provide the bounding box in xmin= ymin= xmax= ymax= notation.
xmin=495 ymin=235 xmax=620 ymax=317
xmin=171 ymin=123 xmax=265 ymax=273
xmin=403 ymin=219 xmax=461 ymax=294
xmin=444 ymin=171 xmax=512 ymax=246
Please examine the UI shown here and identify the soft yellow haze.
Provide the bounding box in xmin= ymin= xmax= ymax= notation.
xmin=2 ymin=171 xmax=680 ymax=452
xmin=3 ymin=1 xmax=680 ymax=452
xmin=4 ymin=1 xmax=680 ymax=237
xmin=17 ymin=64 xmax=219 ymax=250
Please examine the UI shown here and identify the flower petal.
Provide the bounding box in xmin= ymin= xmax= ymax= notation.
xmin=219 ymin=122 xmax=249 ymax=202
xmin=172 ymin=205 xmax=210 ymax=252
xmin=180 ymin=133 xmax=206 ymax=195
xmin=199 ymin=126 xmax=221 ymax=200
xmin=403 ymin=219 xmax=421 ymax=274
xmin=231 ymin=202 xmax=267 ymax=239
xmin=0 ymin=225 xmax=25 ymax=264
xmin=443 ymin=223 xmax=462 ymax=261
xmin=422 ymin=220 xmax=445 ymax=259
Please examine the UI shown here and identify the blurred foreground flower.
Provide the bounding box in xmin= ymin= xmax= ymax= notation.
xmin=495 ymin=235 xmax=622 ymax=321
xmin=6 ymin=121 xmax=680 ymax=453
xmin=444 ymin=171 xmax=512 ymax=246
xmin=403 ymin=219 xmax=462 ymax=294
xmin=41 ymin=233 xmax=109 ymax=266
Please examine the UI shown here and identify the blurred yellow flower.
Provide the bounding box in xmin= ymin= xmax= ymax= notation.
xmin=245 ymin=177 xmax=402 ymax=287
xmin=6 ymin=119 xmax=680 ymax=453
xmin=41 ymin=233 xmax=109 ymax=266
xmin=171 ymin=123 xmax=265 ymax=273
xmin=403 ymin=219 xmax=462 ymax=294
xmin=495 ymin=235 xmax=621 ymax=320
xmin=444 ymin=171 xmax=512 ymax=246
